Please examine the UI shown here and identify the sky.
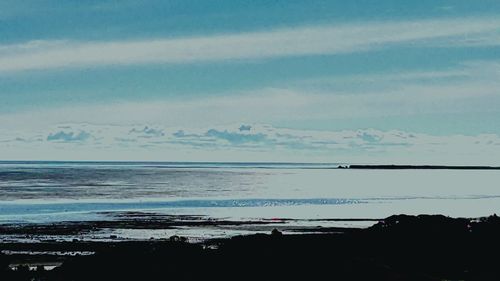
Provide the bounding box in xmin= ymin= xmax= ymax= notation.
xmin=1 ymin=0 xmax=500 ymax=164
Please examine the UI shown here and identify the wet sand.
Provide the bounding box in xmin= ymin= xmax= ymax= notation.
xmin=0 ymin=211 xmax=376 ymax=242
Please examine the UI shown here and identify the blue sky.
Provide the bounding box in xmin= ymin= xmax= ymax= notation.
xmin=1 ymin=1 xmax=500 ymax=163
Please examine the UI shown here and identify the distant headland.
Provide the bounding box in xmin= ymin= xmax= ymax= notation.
xmin=345 ymin=164 xmax=500 ymax=170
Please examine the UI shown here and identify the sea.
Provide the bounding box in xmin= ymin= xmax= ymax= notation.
xmin=1 ymin=161 xmax=499 ymax=226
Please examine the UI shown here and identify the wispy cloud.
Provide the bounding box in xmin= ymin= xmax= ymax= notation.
xmin=1 ymin=17 xmax=499 ymax=72
xmin=0 ymin=59 xmax=499 ymax=131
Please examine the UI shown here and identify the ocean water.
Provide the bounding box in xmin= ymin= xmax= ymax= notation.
xmin=1 ymin=161 xmax=500 ymax=223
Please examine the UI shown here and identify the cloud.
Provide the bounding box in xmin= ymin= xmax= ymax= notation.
xmin=47 ymin=130 xmax=91 ymax=142
xmin=122 ymin=124 xmax=423 ymax=152
xmin=1 ymin=17 xmax=499 ymax=72
xmin=2 ymin=123 xmax=500 ymax=164
xmin=172 ymin=130 xmax=187 ymax=138
xmin=0 ymin=59 xmax=499 ymax=143
xmin=129 ymin=126 xmax=165 ymax=138
xmin=0 ymin=58 xmax=500 ymax=152
xmin=205 ymin=129 xmax=267 ymax=145
xmin=358 ymin=131 xmax=382 ymax=143
xmin=239 ymin=125 xmax=252 ymax=132
xmin=1 ymin=63 xmax=499 ymax=132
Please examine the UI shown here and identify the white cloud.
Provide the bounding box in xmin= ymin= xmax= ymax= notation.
xmin=46 ymin=130 xmax=92 ymax=142
xmin=1 ymin=123 xmax=500 ymax=164
xmin=1 ymin=60 xmax=499 ymax=164
xmin=0 ymin=59 xmax=498 ymax=133
xmin=1 ymin=78 xmax=498 ymax=131
xmin=294 ymin=59 xmax=500 ymax=90
xmin=1 ymin=17 xmax=499 ymax=72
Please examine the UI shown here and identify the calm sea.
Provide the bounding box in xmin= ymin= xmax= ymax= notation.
xmin=1 ymin=161 xmax=500 ymax=223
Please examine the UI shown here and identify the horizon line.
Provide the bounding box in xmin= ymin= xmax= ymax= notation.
xmin=1 ymin=160 xmax=499 ymax=170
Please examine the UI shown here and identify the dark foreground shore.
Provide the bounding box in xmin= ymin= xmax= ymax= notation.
xmin=2 ymin=214 xmax=500 ymax=281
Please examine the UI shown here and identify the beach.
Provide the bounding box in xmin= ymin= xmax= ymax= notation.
xmin=2 ymin=214 xmax=500 ymax=280
xmin=2 ymin=162 xmax=500 ymax=280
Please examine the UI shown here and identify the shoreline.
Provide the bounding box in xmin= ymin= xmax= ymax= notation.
xmin=0 ymin=211 xmax=376 ymax=243
xmin=2 ymin=214 xmax=500 ymax=280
